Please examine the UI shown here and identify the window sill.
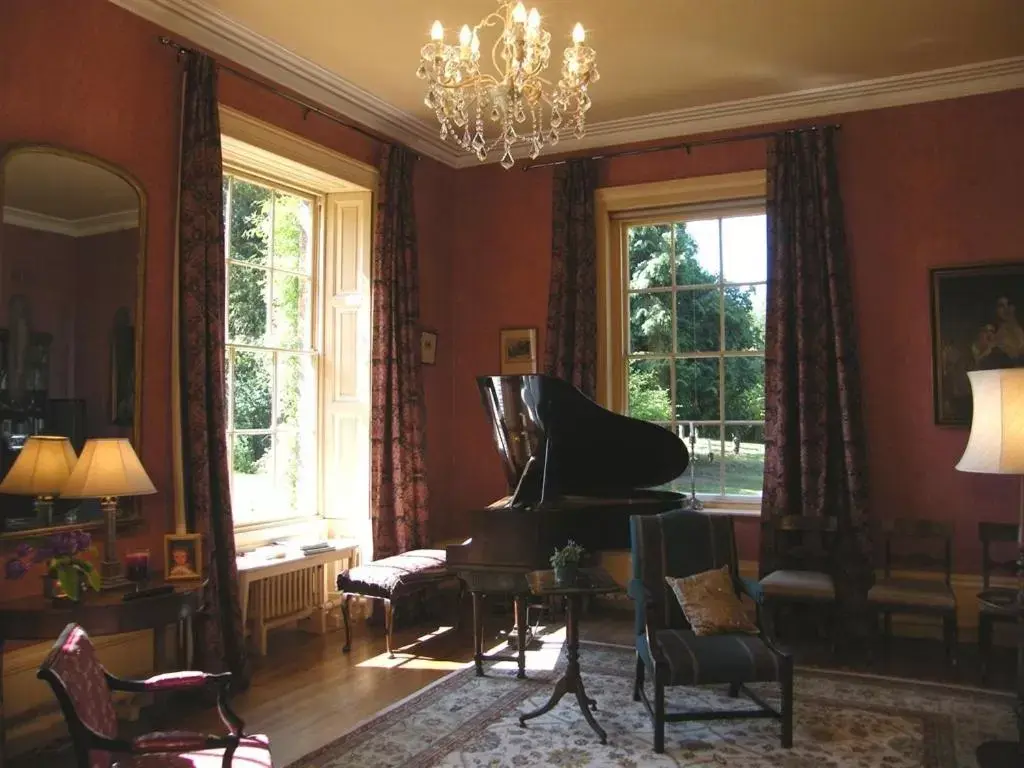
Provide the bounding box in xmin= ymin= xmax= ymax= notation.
xmin=234 ymin=517 xmax=326 ymax=552
xmin=699 ymin=502 xmax=761 ymax=519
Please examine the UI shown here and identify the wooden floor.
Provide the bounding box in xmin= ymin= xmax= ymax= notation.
xmin=12 ymin=603 xmax=1019 ymax=767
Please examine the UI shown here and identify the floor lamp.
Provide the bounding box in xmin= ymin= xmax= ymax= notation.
xmin=955 ymin=368 xmax=1024 ymax=766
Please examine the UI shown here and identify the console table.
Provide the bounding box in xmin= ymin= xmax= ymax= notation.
xmin=975 ymin=588 xmax=1024 ymax=767
xmin=237 ymin=539 xmax=358 ymax=656
xmin=0 ymin=582 xmax=201 ymax=768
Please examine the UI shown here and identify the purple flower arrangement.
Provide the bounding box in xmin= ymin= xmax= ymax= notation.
xmin=4 ymin=530 xmax=101 ymax=600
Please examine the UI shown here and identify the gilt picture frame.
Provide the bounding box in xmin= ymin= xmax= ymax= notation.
xmin=930 ymin=263 xmax=1024 ymax=426
xmin=499 ymin=327 xmax=537 ymax=375
xmin=164 ymin=533 xmax=203 ymax=581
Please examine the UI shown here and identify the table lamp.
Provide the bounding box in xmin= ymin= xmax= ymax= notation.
xmin=0 ymin=436 xmax=78 ymax=526
xmin=955 ymin=368 xmax=1024 ymax=766
xmin=60 ymin=438 xmax=156 ymax=589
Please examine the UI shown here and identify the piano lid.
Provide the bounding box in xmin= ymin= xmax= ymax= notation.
xmin=477 ymin=374 xmax=689 ymax=506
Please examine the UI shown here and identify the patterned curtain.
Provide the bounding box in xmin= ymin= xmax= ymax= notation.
xmin=544 ymin=159 xmax=598 ymax=398
xmin=178 ymin=53 xmax=249 ymax=685
xmin=759 ymin=128 xmax=874 ymax=635
xmin=371 ymin=145 xmax=430 ymax=559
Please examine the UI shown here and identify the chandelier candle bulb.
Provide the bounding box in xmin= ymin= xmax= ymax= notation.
xmin=572 ymin=23 xmax=585 ymax=44
xmin=430 ymin=20 xmax=444 ymax=41
xmin=512 ymin=2 xmax=527 ymax=24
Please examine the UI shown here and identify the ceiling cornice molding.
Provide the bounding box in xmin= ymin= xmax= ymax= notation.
xmin=111 ymin=0 xmax=1024 ymax=170
xmin=108 ymin=0 xmax=463 ymax=165
xmin=3 ymin=207 xmax=139 ymax=237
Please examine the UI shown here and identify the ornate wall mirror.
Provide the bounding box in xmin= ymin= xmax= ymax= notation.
xmin=0 ymin=145 xmax=145 ymax=536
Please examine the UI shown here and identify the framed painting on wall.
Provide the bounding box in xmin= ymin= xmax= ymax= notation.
xmin=930 ymin=263 xmax=1024 ymax=426
xmin=499 ymin=327 xmax=538 ymax=375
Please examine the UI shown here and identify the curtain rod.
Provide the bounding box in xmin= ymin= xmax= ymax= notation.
xmin=523 ymin=123 xmax=842 ymax=170
xmin=158 ymin=36 xmax=402 ymax=153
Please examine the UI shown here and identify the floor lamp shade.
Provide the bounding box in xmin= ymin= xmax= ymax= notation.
xmin=0 ymin=435 xmax=77 ymax=496
xmin=956 ymin=369 xmax=1024 ymax=474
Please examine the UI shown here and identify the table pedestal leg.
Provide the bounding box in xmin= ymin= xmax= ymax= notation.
xmin=514 ymin=595 xmax=526 ymax=680
xmin=518 ymin=595 xmax=605 ymax=744
xmin=472 ymin=592 xmax=484 ymax=677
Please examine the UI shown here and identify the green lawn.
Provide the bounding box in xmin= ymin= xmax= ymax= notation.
xmin=664 ymin=442 xmax=764 ymax=496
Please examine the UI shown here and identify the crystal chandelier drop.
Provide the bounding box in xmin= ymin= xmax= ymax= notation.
xmin=417 ymin=1 xmax=599 ymax=169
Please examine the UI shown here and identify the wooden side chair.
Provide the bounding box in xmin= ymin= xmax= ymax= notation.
xmin=978 ymin=521 xmax=1018 ymax=683
xmin=37 ymin=622 xmax=273 ymax=768
xmin=629 ymin=509 xmax=793 ymax=754
xmin=867 ymin=519 xmax=958 ymax=666
xmin=758 ymin=515 xmax=838 ymax=645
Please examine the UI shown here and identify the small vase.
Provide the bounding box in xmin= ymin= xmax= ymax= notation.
xmin=43 ymin=574 xmax=82 ymax=605
xmin=553 ymin=564 xmax=578 ymax=586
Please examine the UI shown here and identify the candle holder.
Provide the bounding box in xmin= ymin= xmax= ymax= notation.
xmin=125 ymin=549 xmax=150 ymax=591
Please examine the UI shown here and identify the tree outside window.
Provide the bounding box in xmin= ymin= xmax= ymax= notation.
xmin=224 ymin=174 xmax=317 ymax=525
xmin=625 ymin=213 xmax=766 ymax=498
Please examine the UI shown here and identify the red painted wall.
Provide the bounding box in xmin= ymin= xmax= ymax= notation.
xmin=0 ymin=0 xmax=456 ymax=597
xmin=446 ymin=90 xmax=1024 ymax=571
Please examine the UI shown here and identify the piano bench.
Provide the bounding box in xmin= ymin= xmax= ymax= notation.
xmin=337 ymin=549 xmax=464 ymax=658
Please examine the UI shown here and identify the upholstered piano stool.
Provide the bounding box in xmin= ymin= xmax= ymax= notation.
xmin=337 ymin=549 xmax=464 ymax=658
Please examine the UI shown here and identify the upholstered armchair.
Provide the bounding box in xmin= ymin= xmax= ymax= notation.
xmin=628 ymin=509 xmax=793 ymax=753
xmin=37 ymin=623 xmax=272 ymax=768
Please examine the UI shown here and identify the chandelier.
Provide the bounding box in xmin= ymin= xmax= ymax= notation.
xmin=417 ymin=1 xmax=599 ymax=169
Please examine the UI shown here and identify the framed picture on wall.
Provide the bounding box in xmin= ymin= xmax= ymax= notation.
xmin=420 ymin=330 xmax=438 ymax=365
xmin=930 ymin=263 xmax=1024 ymax=426
xmin=499 ymin=327 xmax=538 ymax=375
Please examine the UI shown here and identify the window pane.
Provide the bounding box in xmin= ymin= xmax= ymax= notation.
xmin=724 ymin=284 xmax=766 ymax=352
xmin=627 ymin=358 xmax=671 ymax=421
xmin=724 ymin=424 xmax=764 ymax=496
xmin=231 ymin=433 xmax=272 ymax=522
xmin=676 ymin=219 xmax=719 ymax=285
xmin=629 ymin=293 xmax=672 ymax=354
xmin=271 ymin=273 xmax=312 ymax=350
xmin=228 ymin=179 xmax=271 ymax=266
xmin=677 ymin=288 xmax=720 ymax=353
xmin=722 ymin=214 xmax=767 ymax=284
xmin=275 ymin=430 xmax=315 ymax=514
xmin=680 ymin=423 xmax=722 ymax=496
xmin=628 ymin=224 xmax=671 ymax=289
xmin=724 ymin=357 xmax=765 ymax=421
xmin=273 ymin=191 xmax=313 ymax=274
xmin=232 ymin=350 xmax=272 ymax=430
xmin=276 ymin=354 xmax=316 ymax=429
xmin=674 ymin=358 xmax=720 ymax=422
xmin=228 ymin=263 xmax=268 ymax=345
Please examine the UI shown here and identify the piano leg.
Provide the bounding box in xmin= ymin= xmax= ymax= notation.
xmin=473 ymin=592 xmax=485 ymax=676
xmin=514 ymin=595 xmax=527 ymax=679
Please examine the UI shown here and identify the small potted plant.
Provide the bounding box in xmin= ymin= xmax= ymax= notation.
xmin=550 ymin=539 xmax=585 ymax=586
xmin=4 ymin=530 xmax=101 ymax=603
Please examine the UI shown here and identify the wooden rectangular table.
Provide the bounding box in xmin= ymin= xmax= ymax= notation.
xmin=237 ymin=540 xmax=358 ymax=655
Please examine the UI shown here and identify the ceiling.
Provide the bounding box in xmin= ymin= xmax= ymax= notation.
xmin=3 ymin=152 xmax=139 ymax=236
xmin=115 ymin=0 xmax=1024 ymax=165
xmin=203 ymin=0 xmax=1024 ymax=124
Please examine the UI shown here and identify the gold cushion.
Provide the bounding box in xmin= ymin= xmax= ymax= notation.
xmin=867 ymin=578 xmax=956 ymax=610
xmin=759 ymin=570 xmax=836 ymax=599
xmin=665 ymin=566 xmax=759 ymax=637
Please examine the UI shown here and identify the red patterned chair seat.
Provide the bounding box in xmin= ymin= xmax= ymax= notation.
xmin=114 ymin=735 xmax=271 ymax=767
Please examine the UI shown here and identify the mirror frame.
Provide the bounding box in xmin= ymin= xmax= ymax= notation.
xmin=0 ymin=144 xmax=148 ymax=538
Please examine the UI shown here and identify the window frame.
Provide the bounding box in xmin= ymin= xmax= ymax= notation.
xmin=223 ymin=169 xmax=323 ymax=532
xmin=596 ymin=171 xmax=767 ymax=511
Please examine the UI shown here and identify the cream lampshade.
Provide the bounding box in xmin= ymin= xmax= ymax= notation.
xmin=0 ymin=435 xmax=78 ymax=526
xmin=61 ymin=438 xmax=156 ymax=588
xmin=956 ymin=367 xmax=1024 ymax=573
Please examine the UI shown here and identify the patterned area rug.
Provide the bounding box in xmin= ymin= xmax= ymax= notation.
xmin=289 ymin=633 xmax=1017 ymax=768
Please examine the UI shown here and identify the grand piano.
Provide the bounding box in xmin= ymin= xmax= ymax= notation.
xmin=447 ymin=373 xmax=689 ymax=676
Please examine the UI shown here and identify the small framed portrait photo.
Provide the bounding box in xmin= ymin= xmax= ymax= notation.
xmin=499 ymin=327 xmax=538 ymax=375
xmin=420 ymin=330 xmax=438 ymax=365
xmin=164 ymin=533 xmax=203 ymax=581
